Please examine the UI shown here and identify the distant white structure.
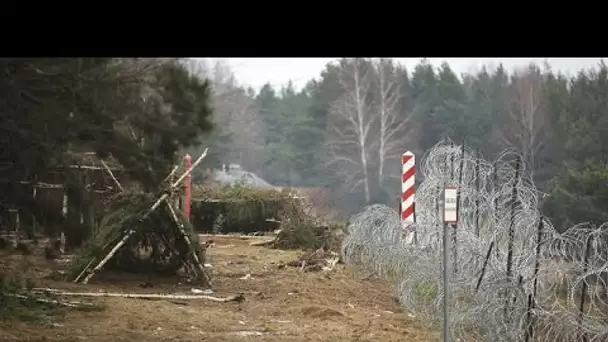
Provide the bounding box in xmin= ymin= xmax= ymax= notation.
xmin=213 ymin=164 xmax=273 ymax=188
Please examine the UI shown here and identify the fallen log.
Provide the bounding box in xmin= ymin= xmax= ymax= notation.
xmin=199 ymin=233 xmax=277 ymax=240
xmin=249 ymin=238 xmax=276 ymax=247
xmin=5 ymin=293 xmax=96 ymax=309
xmin=33 ymin=288 xmax=244 ymax=303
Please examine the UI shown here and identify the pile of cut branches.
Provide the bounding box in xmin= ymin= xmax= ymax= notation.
xmin=67 ymin=149 xmax=211 ymax=287
xmin=272 ymin=222 xmax=345 ymax=251
xmin=267 ymin=198 xmax=346 ymax=251
xmin=68 ymin=192 xmax=206 ymax=280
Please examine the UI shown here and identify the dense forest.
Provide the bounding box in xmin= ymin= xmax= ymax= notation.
xmin=2 ymin=57 xmax=606 ymax=233
xmin=0 ymin=58 xmax=214 ymax=234
xmin=189 ymin=58 xmax=608 ymax=231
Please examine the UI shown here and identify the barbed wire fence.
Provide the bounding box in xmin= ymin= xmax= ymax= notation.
xmin=341 ymin=139 xmax=608 ymax=342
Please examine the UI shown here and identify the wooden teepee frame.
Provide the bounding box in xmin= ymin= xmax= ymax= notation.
xmin=73 ymin=148 xmax=210 ymax=287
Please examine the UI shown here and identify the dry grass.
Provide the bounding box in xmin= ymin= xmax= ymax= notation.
xmin=0 ymin=236 xmax=433 ymax=342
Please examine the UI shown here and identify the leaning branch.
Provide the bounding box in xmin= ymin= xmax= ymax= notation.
xmin=171 ymin=148 xmax=208 ymax=189
xmin=5 ymin=292 xmax=96 ymax=309
xmin=33 ymin=288 xmax=244 ymax=302
xmin=100 ymin=159 xmax=124 ymax=192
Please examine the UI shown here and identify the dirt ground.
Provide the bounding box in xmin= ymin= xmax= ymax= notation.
xmin=0 ymin=235 xmax=434 ymax=342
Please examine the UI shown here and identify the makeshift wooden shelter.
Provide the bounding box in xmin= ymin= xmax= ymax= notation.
xmin=68 ymin=149 xmax=211 ymax=288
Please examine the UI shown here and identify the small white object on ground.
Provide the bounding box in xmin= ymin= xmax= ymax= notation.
xmin=272 ymin=319 xmax=292 ymax=323
xmin=235 ymin=331 xmax=266 ymax=337
xmin=190 ymin=288 xmax=213 ymax=294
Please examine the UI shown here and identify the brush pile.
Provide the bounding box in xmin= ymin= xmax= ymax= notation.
xmin=67 ymin=150 xmax=211 ymax=287
xmin=282 ymin=248 xmax=341 ymax=272
xmin=272 ymin=219 xmax=344 ymax=251
xmin=68 ymin=192 xmax=207 ymax=281
xmin=190 ymin=184 xmax=296 ymax=234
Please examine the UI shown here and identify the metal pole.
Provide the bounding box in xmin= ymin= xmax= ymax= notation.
xmin=443 ymin=220 xmax=450 ymax=342
xmin=578 ymin=236 xmax=593 ymax=342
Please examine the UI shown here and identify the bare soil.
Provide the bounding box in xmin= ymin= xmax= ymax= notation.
xmin=0 ymin=236 xmax=433 ymax=342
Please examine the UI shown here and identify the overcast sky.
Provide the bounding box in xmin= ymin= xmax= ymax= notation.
xmin=203 ymin=58 xmax=605 ymax=91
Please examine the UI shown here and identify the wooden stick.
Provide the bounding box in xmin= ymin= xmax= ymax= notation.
xmin=157 ymin=232 xmax=196 ymax=278
xmin=7 ymin=293 xmax=96 ymax=308
xmin=55 ymin=165 xmax=120 ymax=171
xmin=171 ymin=149 xmax=208 ymax=189
xmin=13 ymin=209 xmax=20 ymax=248
xmin=81 ymin=231 xmax=135 ymax=284
xmin=0 ymin=180 xmax=111 ymax=191
xmin=73 ymin=234 xmax=122 ymax=284
xmin=199 ymin=232 xmax=279 ymax=239
xmin=139 ymin=148 xmax=209 ymax=222
xmin=142 ymin=193 xmax=171 ymax=222
xmin=249 ymin=239 xmax=276 ymax=247
xmin=163 ymin=165 xmax=180 ymax=184
xmin=73 ymin=257 xmax=98 ymax=283
xmin=32 ymin=182 xmax=37 ymax=238
xmin=29 ymin=181 xmax=64 ymax=189
xmin=34 ymin=288 xmax=243 ymax=302
xmin=60 ymin=192 xmax=68 ymax=254
xmin=128 ymin=124 xmax=141 ymax=145
xmin=0 ymin=180 xmax=58 ymax=188
xmin=165 ymin=200 xmax=211 ymax=286
xmin=100 ymin=159 xmax=124 ymax=192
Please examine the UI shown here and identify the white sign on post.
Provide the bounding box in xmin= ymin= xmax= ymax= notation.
xmin=444 ymin=186 xmax=458 ymax=224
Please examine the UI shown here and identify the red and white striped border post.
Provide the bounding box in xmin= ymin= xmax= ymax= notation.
xmin=401 ymin=151 xmax=415 ymax=236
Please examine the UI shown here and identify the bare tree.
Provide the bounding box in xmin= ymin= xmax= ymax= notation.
xmin=372 ymin=59 xmax=412 ymax=187
xmin=223 ymin=88 xmax=265 ymax=171
xmin=326 ymin=58 xmax=376 ymax=204
xmin=185 ymin=58 xmax=209 ymax=79
xmin=187 ymin=59 xmax=266 ymax=172
xmin=499 ymin=64 xmax=549 ymax=174
xmin=210 ymin=60 xmax=239 ymax=100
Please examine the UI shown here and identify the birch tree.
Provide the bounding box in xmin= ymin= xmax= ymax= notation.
xmin=372 ymin=59 xmax=412 ymax=187
xmin=500 ymin=64 xmax=549 ymax=174
xmin=222 ymin=87 xmax=265 ymax=171
xmin=186 ymin=59 xmax=265 ymax=171
xmin=326 ymin=58 xmax=376 ymax=203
